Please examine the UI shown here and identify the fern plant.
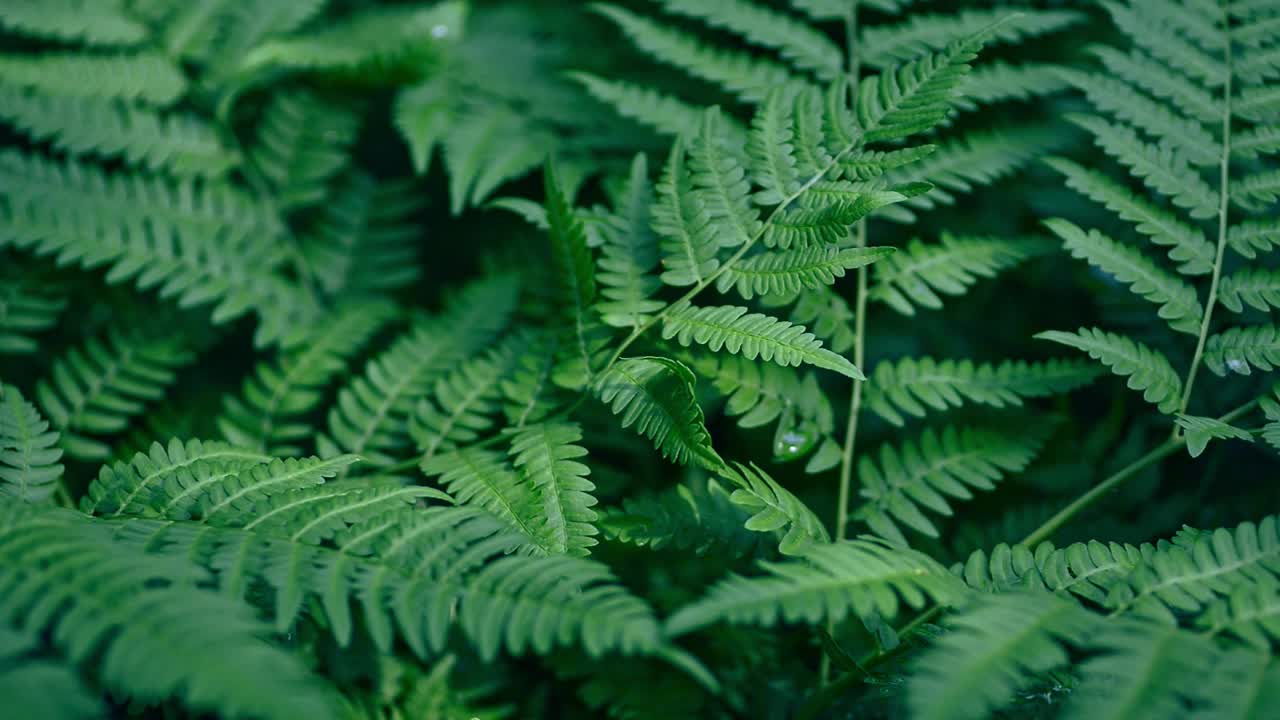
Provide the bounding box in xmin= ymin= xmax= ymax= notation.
xmin=2 ymin=0 xmax=1279 ymax=718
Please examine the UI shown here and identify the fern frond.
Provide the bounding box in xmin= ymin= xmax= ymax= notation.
xmin=219 ymin=301 xmax=397 ymax=456
xmin=409 ymin=333 xmax=526 ymax=461
xmin=1087 ymin=45 xmax=1218 ymax=124
xmin=601 ymin=475 xmax=766 ymax=558
xmin=82 ymin=438 xmax=270 ymax=517
xmin=421 ymin=447 xmax=551 ymax=554
xmin=652 ymin=138 xmax=720 ymax=287
xmin=689 ymin=108 xmax=760 ymax=249
xmin=596 ymin=154 xmax=664 ymax=329
xmin=1045 ymin=157 xmax=1215 ymax=275
xmin=1237 ymin=84 xmax=1280 ymax=123
xmin=780 ymin=286 xmax=857 ymax=354
xmin=594 ymin=356 xmax=723 ymax=469
xmin=719 ymin=462 xmax=829 ymax=556
xmin=175 ymin=454 xmax=366 ymax=525
xmin=0 ymin=0 xmax=147 ymax=47
xmin=860 ymin=8 xmax=1083 ymax=68
xmin=1236 ymin=168 xmax=1280 ymax=209
xmin=871 ymin=235 xmax=1042 ymax=315
xmin=665 ymin=539 xmax=962 ymax=636
xmin=767 ymin=183 xmax=929 ymax=247
xmin=442 ymin=105 xmax=548 ymax=214
xmin=501 ymin=331 xmax=568 ymax=428
xmin=302 ymin=172 xmax=423 ymax=296
xmin=240 ymin=3 xmax=464 ymax=74
xmin=0 ymin=280 xmax=64 ymax=355
xmin=907 ymin=592 xmax=1098 ymax=720
xmin=508 ymin=422 xmax=599 ymax=557
xmin=1058 ymin=69 xmax=1220 ymax=166
xmin=0 ymin=88 xmax=235 ymax=177
xmin=1106 ymin=514 xmax=1280 ymax=621
xmin=250 ymin=90 xmax=361 ymax=210
xmin=718 ymin=246 xmax=892 ymax=302
xmin=1220 ymin=268 xmax=1280 ymax=314
xmin=648 ymin=0 xmax=843 ymax=82
xmin=545 ymin=161 xmax=607 ymax=390
xmin=883 ymin=127 xmax=1065 ymax=217
xmin=36 ymin=326 xmax=195 ymax=461
xmin=852 ymin=424 xmax=1049 ymax=545
xmin=1046 ymin=219 xmax=1203 ymax=335
xmin=960 ymin=539 xmax=1143 ymax=603
xmin=1205 ymin=324 xmax=1280 ymax=376
xmin=662 ymin=303 xmax=861 ymax=379
xmin=0 ymin=625 xmax=101 ymax=719
xmin=1197 ymin=584 xmax=1280 ymax=650
xmin=954 ymin=62 xmax=1072 ymax=111
xmin=865 ymin=356 xmax=1102 ymax=426
xmin=1067 ymin=114 xmax=1218 ymax=219
xmin=0 ymin=502 xmax=337 ymax=720
xmin=1229 ymin=219 xmax=1280 ymax=259
xmin=0 ymin=383 xmax=63 ymax=503
xmin=320 ymin=276 xmax=518 ymax=468
xmin=1037 ymin=328 xmax=1183 ymax=413
xmin=593 ymin=4 xmax=800 ymax=104
xmin=1102 ymin=1 xmax=1227 ymax=88
xmin=0 ymin=52 xmax=187 ymax=105
xmin=570 ymin=73 xmax=722 ymax=141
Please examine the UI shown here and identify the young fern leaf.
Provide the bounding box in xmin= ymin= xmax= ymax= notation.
xmin=851 ymin=424 xmax=1050 ymax=546
xmin=219 ymin=300 xmax=398 ymax=456
xmin=0 ymin=383 xmax=63 ymax=503
xmin=36 ymin=326 xmax=195 ymax=461
xmin=871 ymin=235 xmax=1046 ymax=315
xmin=0 ymin=280 xmax=64 ymax=355
xmin=594 ymin=356 xmax=723 ymax=470
xmin=1037 ymin=328 xmax=1183 ymax=414
xmin=865 ymin=357 xmax=1102 ymax=426
xmin=661 ymin=303 xmax=861 ymax=379
xmin=907 ymin=592 xmax=1099 ymax=720
xmin=1046 ymin=218 xmax=1204 ymax=335
xmin=508 ymin=422 xmax=599 ymax=557
xmin=665 ymin=539 xmax=963 ymax=637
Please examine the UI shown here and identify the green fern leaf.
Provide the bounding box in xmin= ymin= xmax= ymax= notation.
xmin=1037 ymin=328 xmax=1183 ymax=414
xmin=421 ymin=447 xmax=551 ymax=554
xmin=570 ymin=73 xmax=729 ymax=141
xmin=1102 ymin=1 xmax=1227 ymax=88
xmin=596 ymin=154 xmax=664 ymax=329
xmin=0 ymin=280 xmax=64 ymax=355
xmin=954 ymin=62 xmax=1072 ymax=110
xmin=218 ymin=301 xmax=398 ymax=456
xmin=661 ymin=303 xmax=861 ymax=378
xmin=777 ymin=286 xmax=857 ymax=354
xmin=181 ymin=454 xmax=366 ymax=526
xmin=665 ymin=539 xmax=962 ymax=636
xmin=0 ymin=51 xmax=187 ymax=105
xmin=871 ymin=234 xmax=1044 ymax=315
xmin=716 ymin=246 xmax=893 ymax=300
xmin=865 ymin=356 xmax=1102 ymax=426
xmin=860 ymin=8 xmax=1083 ymax=69
xmin=1174 ymin=414 xmax=1254 ymax=458
xmin=1236 ymin=168 xmax=1280 ymax=209
xmin=0 ymin=0 xmax=147 ymax=47
xmin=960 ymin=540 xmax=1143 ymax=603
xmin=0 ymin=625 xmax=101 ymax=720
xmin=0 ymin=383 xmax=63 ymax=503
xmin=545 ymin=161 xmax=607 ymax=390
xmin=1047 ymin=218 xmax=1203 ymax=335
xmin=719 ymin=462 xmax=829 ymax=556
xmin=0 ymin=88 xmax=235 ymax=177
xmin=1205 ymin=324 xmax=1280 ymax=376
xmin=82 ymin=438 xmax=270 ymax=517
xmin=1046 ymin=156 xmax=1215 ymax=275
xmin=508 ymin=422 xmax=599 ymax=557
xmin=689 ymin=108 xmax=761 ymax=249
xmin=852 ymin=424 xmax=1050 ymax=545
xmin=250 ymin=90 xmax=361 ymax=210
xmin=594 ymin=356 xmax=723 ymax=469
xmin=908 ymin=592 xmax=1098 ymax=720
xmin=302 ymin=172 xmax=424 ymax=296
xmin=36 ymin=326 xmax=195 ymax=461
xmin=652 ymin=138 xmax=721 ymax=287
xmin=649 ymin=0 xmax=843 ymax=81
xmin=593 ymin=4 xmax=800 ymax=104
xmin=1087 ymin=45 xmax=1218 ymax=124
xmin=1197 ymin=584 xmax=1280 ymax=650
xmin=601 ymin=475 xmax=766 ymax=558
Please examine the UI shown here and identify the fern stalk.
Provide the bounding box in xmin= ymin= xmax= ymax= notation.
xmin=1174 ymin=8 xmax=1232 ymax=424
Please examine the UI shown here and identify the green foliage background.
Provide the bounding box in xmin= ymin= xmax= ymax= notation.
xmin=1 ymin=0 xmax=1278 ymax=718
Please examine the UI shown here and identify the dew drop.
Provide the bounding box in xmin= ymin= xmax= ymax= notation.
xmin=431 ymin=24 xmax=450 ymax=38
xmin=773 ymin=424 xmax=818 ymax=461
xmin=1227 ymin=358 xmax=1248 ymax=373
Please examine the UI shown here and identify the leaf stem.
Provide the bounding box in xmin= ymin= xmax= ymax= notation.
xmin=835 ymin=220 xmax=868 ymax=546
xmin=1174 ymin=11 xmax=1233 ymax=426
